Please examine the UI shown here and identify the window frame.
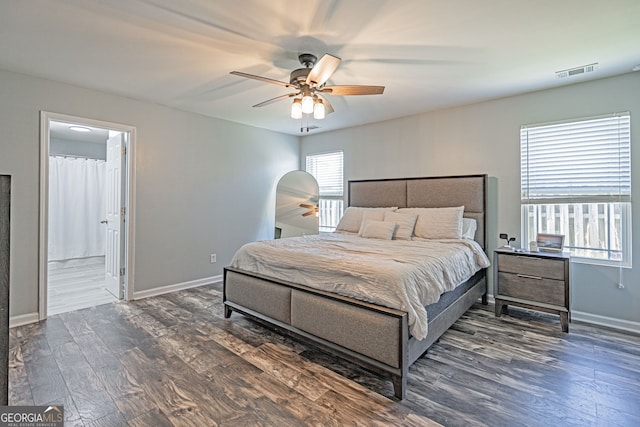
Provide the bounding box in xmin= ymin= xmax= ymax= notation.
xmin=520 ymin=113 xmax=632 ymax=268
xmin=305 ymin=150 xmax=344 ymax=232
xmin=521 ymin=202 xmax=632 ymax=268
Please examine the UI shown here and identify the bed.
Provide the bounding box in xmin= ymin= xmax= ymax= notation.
xmin=223 ymin=174 xmax=489 ymax=399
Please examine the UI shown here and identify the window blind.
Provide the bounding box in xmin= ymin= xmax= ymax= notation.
xmin=521 ymin=113 xmax=631 ymax=204
xmin=306 ymin=151 xmax=344 ymax=197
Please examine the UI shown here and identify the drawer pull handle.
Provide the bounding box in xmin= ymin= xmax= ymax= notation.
xmin=517 ymin=274 xmax=543 ymax=280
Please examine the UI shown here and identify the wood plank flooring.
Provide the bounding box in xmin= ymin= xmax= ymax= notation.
xmin=48 ymin=257 xmax=117 ymax=316
xmin=9 ymin=282 xmax=640 ymax=426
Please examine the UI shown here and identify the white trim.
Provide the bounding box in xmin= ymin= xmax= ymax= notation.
xmin=9 ymin=312 xmax=39 ymax=328
xmin=38 ymin=113 xmax=50 ymax=320
xmin=39 ymin=111 xmax=137 ymax=321
xmin=521 ymin=203 xmax=632 ymax=268
xmin=521 ymin=111 xmax=631 ymax=128
xmin=124 ymin=128 xmax=137 ymax=302
xmin=132 ymin=275 xmax=222 ymax=300
xmin=15 ymin=288 xmax=639 ymax=336
xmin=489 ymin=295 xmax=640 ymax=334
xmin=11 ymin=274 xmax=221 ymax=327
xmin=571 ymin=310 xmax=640 ymax=335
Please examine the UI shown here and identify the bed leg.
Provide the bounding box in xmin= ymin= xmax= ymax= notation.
xmin=224 ymin=304 xmax=232 ymax=318
xmin=392 ymin=375 xmax=407 ymax=400
xmin=481 ymin=292 xmax=488 ymax=305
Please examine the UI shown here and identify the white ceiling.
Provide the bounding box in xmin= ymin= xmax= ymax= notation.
xmin=2 ymin=0 xmax=639 ymax=136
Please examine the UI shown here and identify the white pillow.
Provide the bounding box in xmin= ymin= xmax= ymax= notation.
xmin=358 ymin=210 xmax=387 ymax=236
xmin=383 ymin=211 xmax=418 ymax=240
xmin=336 ymin=207 xmax=397 ymax=233
xmin=462 ymin=218 xmax=477 ymax=240
xmin=398 ymin=206 xmax=464 ymax=239
xmin=360 ymin=220 xmax=397 ymax=240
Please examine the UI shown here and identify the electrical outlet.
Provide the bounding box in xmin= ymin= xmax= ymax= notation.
xmin=210 ymin=253 xmax=216 ymax=264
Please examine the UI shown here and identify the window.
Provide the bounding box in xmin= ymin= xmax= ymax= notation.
xmin=306 ymin=151 xmax=344 ymax=232
xmin=521 ymin=113 xmax=631 ymax=266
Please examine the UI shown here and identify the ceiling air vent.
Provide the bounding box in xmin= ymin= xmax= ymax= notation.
xmin=556 ymin=63 xmax=598 ymax=79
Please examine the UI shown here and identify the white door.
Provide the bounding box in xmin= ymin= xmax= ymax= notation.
xmin=105 ymin=133 xmax=126 ymax=298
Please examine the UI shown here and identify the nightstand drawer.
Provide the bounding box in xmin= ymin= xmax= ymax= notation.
xmin=497 ymin=272 xmax=565 ymax=307
xmin=497 ymin=254 xmax=565 ymax=280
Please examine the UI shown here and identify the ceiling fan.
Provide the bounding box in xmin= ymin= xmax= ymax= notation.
xmin=230 ymin=53 xmax=385 ymax=122
xmin=299 ymin=203 xmax=319 ymax=217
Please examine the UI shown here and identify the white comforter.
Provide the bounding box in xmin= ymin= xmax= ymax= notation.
xmin=230 ymin=233 xmax=490 ymax=340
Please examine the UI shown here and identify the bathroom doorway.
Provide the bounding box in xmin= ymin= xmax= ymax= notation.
xmin=39 ymin=112 xmax=136 ymax=319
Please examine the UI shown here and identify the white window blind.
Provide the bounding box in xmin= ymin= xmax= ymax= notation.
xmin=521 ymin=113 xmax=631 ymax=204
xmin=306 ymin=151 xmax=344 ymax=197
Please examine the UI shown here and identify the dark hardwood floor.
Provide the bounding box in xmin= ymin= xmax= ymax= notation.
xmin=9 ymin=282 xmax=640 ymax=426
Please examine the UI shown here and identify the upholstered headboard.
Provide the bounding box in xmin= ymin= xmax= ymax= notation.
xmin=348 ymin=174 xmax=487 ymax=249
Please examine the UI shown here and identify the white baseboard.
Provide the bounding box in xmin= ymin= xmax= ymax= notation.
xmin=487 ymin=294 xmax=640 ymax=334
xmin=9 ymin=276 xmax=222 ymax=328
xmin=10 ymin=312 xmax=40 ymax=328
xmin=12 ymin=285 xmax=638 ymax=336
xmin=132 ymin=275 xmax=222 ymax=300
xmin=571 ymin=311 xmax=640 ymax=335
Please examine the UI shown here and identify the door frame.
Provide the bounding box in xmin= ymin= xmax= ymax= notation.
xmin=39 ymin=111 xmax=137 ymax=320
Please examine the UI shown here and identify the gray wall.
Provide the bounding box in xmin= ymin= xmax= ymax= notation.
xmin=301 ymin=72 xmax=640 ymax=330
xmin=2 ymin=64 xmax=637 ymax=330
xmin=0 ymin=68 xmax=299 ymax=319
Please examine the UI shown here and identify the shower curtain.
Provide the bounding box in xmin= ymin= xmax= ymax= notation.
xmin=48 ymin=156 xmax=106 ymax=261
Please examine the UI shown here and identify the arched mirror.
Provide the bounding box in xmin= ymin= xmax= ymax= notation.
xmin=275 ymin=171 xmax=319 ymax=238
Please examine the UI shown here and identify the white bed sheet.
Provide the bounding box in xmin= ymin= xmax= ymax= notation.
xmin=230 ymin=233 xmax=490 ymax=340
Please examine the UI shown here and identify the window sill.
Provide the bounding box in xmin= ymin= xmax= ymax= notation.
xmin=569 ymin=256 xmax=632 ymax=269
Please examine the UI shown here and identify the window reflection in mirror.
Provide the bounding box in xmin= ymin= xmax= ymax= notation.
xmin=275 ymin=171 xmax=319 ymax=238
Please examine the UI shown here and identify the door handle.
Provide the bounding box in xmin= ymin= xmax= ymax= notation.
xmin=100 ymin=220 xmax=108 ymax=224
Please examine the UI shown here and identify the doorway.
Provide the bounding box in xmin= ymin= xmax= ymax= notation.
xmin=39 ymin=112 xmax=136 ymax=319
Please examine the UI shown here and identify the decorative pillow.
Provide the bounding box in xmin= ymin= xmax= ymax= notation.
xmin=360 ymin=220 xmax=397 ymax=240
xmin=462 ymin=218 xmax=477 ymax=240
xmin=358 ymin=210 xmax=387 ymax=236
xmin=397 ymin=206 xmax=464 ymax=239
xmin=383 ymin=211 xmax=418 ymax=240
xmin=336 ymin=207 xmax=397 ymax=233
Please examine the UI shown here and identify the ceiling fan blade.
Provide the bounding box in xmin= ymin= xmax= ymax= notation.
xmin=252 ymin=93 xmax=298 ymax=107
xmin=306 ymin=54 xmax=341 ymax=87
xmin=317 ymin=94 xmax=334 ymax=114
xmin=230 ymin=71 xmax=292 ymax=88
xmin=322 ymin=85 xmax=385 ymax=96
xmin=302 ymin=211 xmax=316 ymax=217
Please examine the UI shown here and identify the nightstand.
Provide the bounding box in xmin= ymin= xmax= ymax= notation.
xmin=494 ymin=248 xmax=570 ymax=332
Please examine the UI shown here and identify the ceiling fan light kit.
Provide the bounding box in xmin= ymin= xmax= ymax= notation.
xmin=231 ymin=52 xmax=385 ymax=131
xmin=291 ymin=98 xmax=302 ymax=119
xmin=313 ymin=98 xmax=325 ymax=119
xmin=301 ymin=94 xmax=314 ymax=114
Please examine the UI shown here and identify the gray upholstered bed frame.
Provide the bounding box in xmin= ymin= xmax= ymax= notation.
xmin=223 ymin=174 xmax=488 ymax=399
